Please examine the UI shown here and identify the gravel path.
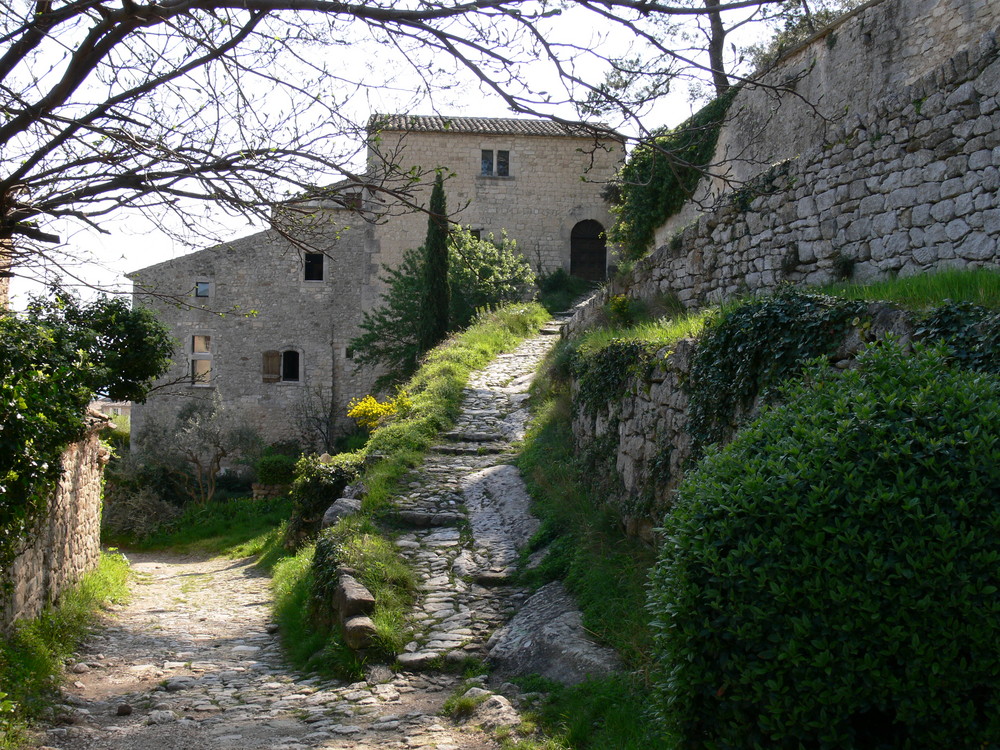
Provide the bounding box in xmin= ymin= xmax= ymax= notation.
xmin=34 ymin=324 xmax=564 ymax=750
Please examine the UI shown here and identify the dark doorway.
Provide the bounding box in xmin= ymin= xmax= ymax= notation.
xmin=570 ymin=220 xmax=607 ymax=281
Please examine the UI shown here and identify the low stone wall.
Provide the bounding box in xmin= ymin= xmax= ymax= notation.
xmin=569 ymin=26 xmax=1000 ymax=338
xmin=2 ymin=414 xmax=108 ymax=627
xmin=571 ymin=307 xmax=914 ymax=540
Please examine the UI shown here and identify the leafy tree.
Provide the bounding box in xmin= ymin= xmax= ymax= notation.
xmin=350 ymin=226 xmax=535 ymax=386
xmin=133 ymin=396 xmax=262 ymax=506
xmin=419 ymin=172 xmax=450 ymax=352
xmin=0 ymin=293 xmax=171 ymax=591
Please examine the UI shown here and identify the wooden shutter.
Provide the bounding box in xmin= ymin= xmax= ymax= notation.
xmin=262 ymin=351 xmax=280 ymax=382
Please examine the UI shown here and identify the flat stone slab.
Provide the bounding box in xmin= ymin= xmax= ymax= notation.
xmin=487 ymin=581 xmax=621 ymax=686
xmin=395 ymin=510 xmax=464 ymax=528
xmin=461 ymin=464 xmax=539 ymax=575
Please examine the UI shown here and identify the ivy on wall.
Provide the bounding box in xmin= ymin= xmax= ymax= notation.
xmin=607 ymin=87 xmax=738 ymax=260
xmin=685 ymin=288 xmax=866 ymax=455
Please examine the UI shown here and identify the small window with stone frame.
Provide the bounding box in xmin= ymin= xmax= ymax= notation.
xmin=190 ymin=334 xmax=212 ymax=386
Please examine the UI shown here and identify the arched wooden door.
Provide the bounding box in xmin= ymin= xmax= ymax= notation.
xmin=570 ymin=220 xmax=607 ymax=281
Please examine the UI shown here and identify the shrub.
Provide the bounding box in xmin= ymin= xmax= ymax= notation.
xmin=346 ymin=391 xmax=412 ymax=431
xmin=284 ymin=453 xmax=363 ymax=548
xmin=256 ymin=454 xmax=297 ymax=485
xmin=648 ymin=343 xmax=1000 ymax=748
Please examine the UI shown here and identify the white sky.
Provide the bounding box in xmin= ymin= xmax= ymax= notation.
xmin=7 ymin=5 xmax=772 ymax=307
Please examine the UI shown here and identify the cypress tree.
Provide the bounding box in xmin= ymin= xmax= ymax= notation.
xmin=419 ymin=171 xmax=450 ymax=352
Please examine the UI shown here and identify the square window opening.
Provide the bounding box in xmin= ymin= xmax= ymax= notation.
xmin=304 ymin=253 xmax=324 ymax=281
xmin=195 ymin=281 xmax=211 ymax=297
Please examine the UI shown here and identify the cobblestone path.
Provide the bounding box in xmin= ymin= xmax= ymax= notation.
xmin=36 ymin=323 xmax=563 ymax=750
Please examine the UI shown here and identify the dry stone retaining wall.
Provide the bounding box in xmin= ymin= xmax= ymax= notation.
xmin=569 ymin=25 xmax=1000 ymax=339
xmin=2 ymin=414 xmax=107 ymax=627
xmin=571 ymin=307 xmax=916 ymax=539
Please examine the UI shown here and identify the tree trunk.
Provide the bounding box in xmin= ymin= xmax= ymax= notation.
xmin=705 ymin=0 xmax=730 ymax=96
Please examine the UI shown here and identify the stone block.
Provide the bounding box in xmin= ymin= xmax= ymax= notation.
xmin=322 ymin=497 xmax=362 ymax=528
xmin=956 ymin=232 xmax=997 ymax=261
xmin=335 ymin=573 xmax=376 ymax=620
xmin=343 ymin=616 xmax=378 ymax=650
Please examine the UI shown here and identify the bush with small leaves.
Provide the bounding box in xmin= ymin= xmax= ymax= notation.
xmin=648 ymin=343 xmax=1000 ymax=748
xmin=283 ymin=453 xmax=362 ymax=548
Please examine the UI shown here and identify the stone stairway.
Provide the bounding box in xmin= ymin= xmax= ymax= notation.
xmin=391 ymin=327 xmax=563 ymax=669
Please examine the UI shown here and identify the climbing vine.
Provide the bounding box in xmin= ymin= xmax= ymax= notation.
xmin=607 ymin=87 xmax=738 ymax=260
xmin=685 ymin=288 xmax=866 ymax=454
xmin=914 ymin=301 xmax=1000 ymax=374
xmin=572 ymin=339 xmax=661 ymax=416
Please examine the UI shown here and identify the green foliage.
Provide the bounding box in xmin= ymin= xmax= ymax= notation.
xmin=571 ymin=339 xmax=660 ymax=416
xmin=608 ymin=87 xmax=737 ymax=260
xmin=420 ymin=171 xmax=451 ymax=352
xmin=0 ymin=550 xmax=129 ymax=743
xmin=255 ymin=454 xmax=297 ymax=485
xmin=351 ymin=226 xmax=538 ymax=387
xmin=536 ymin=268 xmax=594 ymax=314
xmin=819 ymin=267 xmax=1000 ymax=310
xmin=515 ymin=359 xmax=664 ymax=748
xmin=284 ymin=452 xmax=363 ymax=549
xmin=449 ymin=226 xmax=535 ymax=327
xmin=914 ymin=302 xmax=1000 ymax=374
xmin=119 ymin=495 xmax=294 ymax=557
xmin=686 ymin=287 xmax=865 ymax=453
xmin=648 ymin=343 xmax=1000 ymax=748
xmin=132 ymin=396 xmax=262 ymax=506
xmin=0 ymin=293 xmax=170 ymax=600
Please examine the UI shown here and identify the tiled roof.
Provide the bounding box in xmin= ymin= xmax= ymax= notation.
xmin=369 ymin=114 xmax=609 ymax=138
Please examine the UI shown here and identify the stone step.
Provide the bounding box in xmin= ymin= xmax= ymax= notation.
xmin=394 ymin=510 xmax=465 ymax=528
xmin=442 ymin=430 xmax=505 ymax=443
xmin=432 ymin=443 xmax=506 ymax=455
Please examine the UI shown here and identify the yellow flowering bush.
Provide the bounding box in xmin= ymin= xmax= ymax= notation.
xmin=347 ymin=391 xmax=412 ymax=431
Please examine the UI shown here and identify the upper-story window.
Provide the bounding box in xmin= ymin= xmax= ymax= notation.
xmin=190 ymin=334 xmax=212 ymax=386
xmin=194 ymin=281 xmax=211 ymax=297
xmin=481 ymin=149 xmax=510 ymax=177
xmin=304 ymin=253 xmax=324 ymax=281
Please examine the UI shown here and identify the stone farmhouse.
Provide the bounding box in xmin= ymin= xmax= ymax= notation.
xmin=130 ymin=115 xmax=623 ymax=448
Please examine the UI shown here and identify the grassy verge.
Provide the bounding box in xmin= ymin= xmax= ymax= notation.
xmin=0 ymin=551 xmax=130 ymax=748
xmin=276 ymin=303 xmax=550 ymax=677
xmin=820 ymin=267 xmax=1000 ymax=308
xmin=117 ymin=495 xmax=294 ymax=563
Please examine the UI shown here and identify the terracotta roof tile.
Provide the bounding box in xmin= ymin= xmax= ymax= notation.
xmin=369 ymin=114 xmax=609 ymax=138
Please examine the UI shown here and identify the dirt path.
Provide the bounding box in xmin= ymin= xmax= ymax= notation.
xmin=34 ymin=327 xmax=569 ymax=750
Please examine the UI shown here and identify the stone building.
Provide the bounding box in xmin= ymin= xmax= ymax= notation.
xmin=130 ymin=115 xmax=622 ymax=448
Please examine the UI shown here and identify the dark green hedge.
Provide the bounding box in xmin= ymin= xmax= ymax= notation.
xmin=648 ymin=343 xmax=1000 ymax=747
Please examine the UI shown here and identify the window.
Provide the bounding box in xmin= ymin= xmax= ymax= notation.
xmin=194 ymin=281 xmax=211 ymax=297
xmin=481 ymin=149 xmax=511 ymax=177
xmin=281 ymin=350 xmax=300 ymax=382
xmin=190 ymin=334 xmax=212 ymax=385
xmin=263 ymin=349 xmax=301 ymax=383
xmin=304 ymin=253 xmax=324 ymax=281
xmin=343 ymin=193 xmax=362 ymax=211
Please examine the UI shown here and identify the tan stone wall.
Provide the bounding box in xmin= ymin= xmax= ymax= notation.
xmin=3 ymin=415 xmax=107 ymax=627
xmin=131 ymin=208 xmax=378 ymax=449
xmin=658 ymin=0 xmax=1000 ymax=243
xmin=365 ymin=129 xmax=622 ymax=310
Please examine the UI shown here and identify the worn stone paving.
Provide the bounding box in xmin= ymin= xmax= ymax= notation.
xmin=34 ymin=323 xmax=564 ymax=750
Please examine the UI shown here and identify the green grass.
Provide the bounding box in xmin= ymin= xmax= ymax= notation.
xmin=820 ymin=267 xmax=1000 ymax=309
xmin=0 ymin=551 xmax=130 ymax=748
xmin=124 ymin=495 xmax=294 ymax=559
